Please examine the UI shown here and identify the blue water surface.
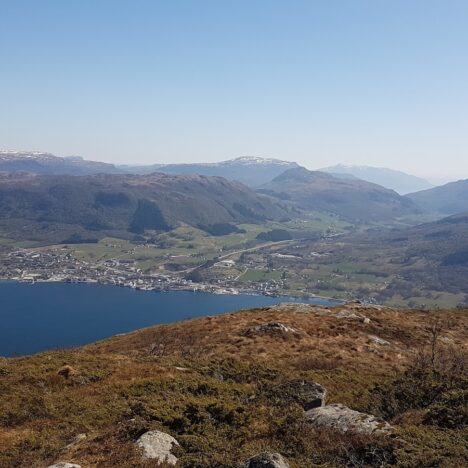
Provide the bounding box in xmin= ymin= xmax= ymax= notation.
xmin=0 ymin=281 xmax=337 ymax=357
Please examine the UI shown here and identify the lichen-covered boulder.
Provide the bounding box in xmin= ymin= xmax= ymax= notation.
xmin=136 ymin=430 xmax=180 ymax=465
xmin=244 ymin=452 xmax=290 ymax=468
xmin=305 ymin=403 xmax=392 ymax=435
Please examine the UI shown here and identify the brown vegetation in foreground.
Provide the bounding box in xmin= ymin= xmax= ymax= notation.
xmin=0 ymin=303 xmax=466 ymax=467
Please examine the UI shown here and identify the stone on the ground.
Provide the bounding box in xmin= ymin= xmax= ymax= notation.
xmin=335 ymin=310 xmax=371 ymax=322
xmin=368 ymin=335 xmax=391 ymax=346
xmin=47 ymin=463 xmax=81 ymax=468
xmin=244 ymin=322 xmax=298 ymax=336
xmin=275 ymin=379 xmax=326 ymax=410
xmin=305 ymin=403 xmax=392 ymax=435
xmin=306 ymin=306 xmax=371 ymax=323
xmin=244 ymin=452 xmax=290 ymax=468
xmin=136 ymin=430 xmax=180 ymax=465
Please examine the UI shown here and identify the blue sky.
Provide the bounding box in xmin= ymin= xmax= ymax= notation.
xmin=1 ymin=1 xmax=467 ymax=179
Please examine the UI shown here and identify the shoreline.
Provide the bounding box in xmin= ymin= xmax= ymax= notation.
xmin=0 ymin=276 xmax=342 ymax=305
xmin=0 ymin=279 xmax=340 ymax=358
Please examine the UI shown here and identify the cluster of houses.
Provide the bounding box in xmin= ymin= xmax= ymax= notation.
xmin=0 ymin=249 xmax=227 ymax=294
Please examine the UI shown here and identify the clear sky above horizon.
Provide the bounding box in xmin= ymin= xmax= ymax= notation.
xmin=1 ymin=1 xmax=467 ymax=179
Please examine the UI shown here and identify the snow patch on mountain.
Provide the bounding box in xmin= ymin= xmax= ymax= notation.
xmin=0 ymin=151 xmax=59 ymax=161
xmin=225 ymin=156 xmax=295 ymax=166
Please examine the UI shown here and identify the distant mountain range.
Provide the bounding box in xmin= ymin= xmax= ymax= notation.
xmin=320 ymin=164 xmax=434 ymax=194
xmin=258 ymin=167 xmax=421 ymax=222
xmin=6 ymin=150 xmax=468 ymax=225
xmin=407 ymin=179 xmax=468 ymax=216
xmin=0 ymin=151 xmax=120 ymax=176
xmin=0 ymin=172 xmax=289 ymax=243
xmin=120 ymin=156 xmax=300 ymax=187
xmin=0 ymin=151 xmax=299 ymax=187
xmin=0 ymin=151 xmax=441 ymax=196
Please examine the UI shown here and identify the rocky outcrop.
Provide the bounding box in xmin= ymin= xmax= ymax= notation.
xmin=305 ymin=404 xmax=392 ymax=435
xmin=244 ymin=452 xmax=290 ymax=468
xmin=136 ymin=430 xmax=180 ymax=465
xmin=335 ymin=310 xmax=371 ymax=323
xmin=47 ymin=464 xmax=81 ymax=468
xmin=274 ymin=379 xmax=326 ymax=410
xmin=243 ymin=322 xmax=298 ymax=336
xmin=313 ymin=307 xmax=371 ymax=323
xmin=367 ymin=335 xmax=391 ymax=346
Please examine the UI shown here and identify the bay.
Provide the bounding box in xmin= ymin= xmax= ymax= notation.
xmin=0 ymin=281 xmax=338 ymax=357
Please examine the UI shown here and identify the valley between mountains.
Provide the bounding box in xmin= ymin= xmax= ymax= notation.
xmin=0 ymin=153 xmax=468 ymax=308
xmin=0 ymin=157 xmax=467 ymax=467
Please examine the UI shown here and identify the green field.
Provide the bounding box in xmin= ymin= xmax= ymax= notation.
xmin=238 ymin=268 xmax=283 ymax=282
xmin=57 ymin=215 xmax=348 ymax=274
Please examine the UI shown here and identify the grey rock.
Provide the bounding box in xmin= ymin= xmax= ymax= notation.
xmin=244 ymin=322 xmax=298 ymax=336
xmin=244 ymin=452 xmax=290 ymax=468
xmin=136 ymin=430 xmax=180 ymax=465
xmin=335 ymin=310 xmax=370 ymax=322
xmin=309 ymin=307 xmax=333 ymax=315
xmin=305 ymin=306 xmax=371 ymax=323
xmin=275 ymin=379 xmax=326 ymax=410
xmin=47 ymin=464 xmax=81 ymax=468
xmin=368 ymin=335 xmax=391 ymax=346
xmin=305 ymin=403 xmax=392 ymax=435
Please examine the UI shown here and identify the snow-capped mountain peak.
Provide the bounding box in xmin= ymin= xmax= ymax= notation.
xmin=224 ymin=156 xmax=296 ymax=166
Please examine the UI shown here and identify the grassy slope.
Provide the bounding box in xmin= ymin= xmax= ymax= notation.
xmin=0 ymin=303 xmax=466 ymax=467
xmin=24 ymin=211 xmax=349 ymax=274
xmin=0 ymin=172 xmax=290 ymax=243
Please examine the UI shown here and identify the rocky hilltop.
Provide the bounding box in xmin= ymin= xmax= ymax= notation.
xmin=0 ymin=303 xmax=466 ymax=467
xmin=320 ymin=164 xmax=433 ymax=195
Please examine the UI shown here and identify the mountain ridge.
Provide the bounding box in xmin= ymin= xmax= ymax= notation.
xmin=258 ymin=167 xmax=422 ymax=222
xmin=320 ymin=164 xmax=434 ymax=194
xmin=0 ymin=151 xmax=300 ymax=187
xmin=0 ymin=172 xmax=290 ymax=243
xmin=0 ymin=150 xmax=121 ymax=176
xmin=120 ymin=156 xmax=300 ymax=186
xmin=407 ymin=178 xmax=468 ymax=215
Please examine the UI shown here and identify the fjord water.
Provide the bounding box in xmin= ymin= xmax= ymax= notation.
xmin=0 ymin=282 xmax=337 ymax=357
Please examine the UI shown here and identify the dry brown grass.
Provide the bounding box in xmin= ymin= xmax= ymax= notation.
xmin=88 ymin=303 xmax=467 ymax=375
xmin=0 ymin=303 xmax=466 ymax=467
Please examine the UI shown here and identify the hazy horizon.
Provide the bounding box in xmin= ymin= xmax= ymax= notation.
xmin=0 ymin=148 xmax=458 ymax=184
xmin=1 ymin=1 xmax=467 ymax=180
